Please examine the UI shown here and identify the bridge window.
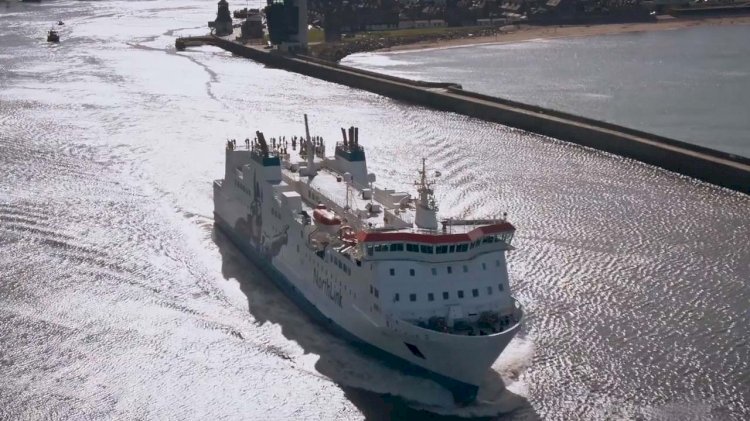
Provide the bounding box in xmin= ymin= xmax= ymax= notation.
xmin=457 ymin=290 xmax=464 ymax=299
xmin=428 ymin=293 xmax=434 ymax=302
xmin=389 ymin=268 xmax=395 ymax=276
xmin=420 ymin=245 xmax=433 ymax=254
xmin=409 ymin=293 xmax=416 ymax=302
xmin=472 ymin=288 xmax=479 ymax=297
xmin=449 ymin=245 xmax=455 ymax=253
xmin=436 ymin=245 xmax=448 ymax=254
xmin=409 ymin=269 xmax=415 ymax=276
xmin=406 ymin=243 xmax=419 ymax=252
xmin=456 ymin=243 xmax=469 ymax=252
xmin=442 ymin=291 xmax=449 ymax=300
xmin=390 ymin=243 xmax=404 ymax=252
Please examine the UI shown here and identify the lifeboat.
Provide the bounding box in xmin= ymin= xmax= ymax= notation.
xmin=313 ymin=204 xmax=341 ymax=226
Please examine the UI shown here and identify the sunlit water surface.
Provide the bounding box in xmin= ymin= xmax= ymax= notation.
xmin=343 ymin=25 xmax=750 ymax=158
xmin=1 ymin=1 xmax=748 ymax=420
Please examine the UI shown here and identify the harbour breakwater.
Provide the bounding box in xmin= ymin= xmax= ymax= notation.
xmin=176 ymin=36 xmax=750 ymax=194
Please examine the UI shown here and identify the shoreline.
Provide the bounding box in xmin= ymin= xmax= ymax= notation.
xmin=371 ymin=16 xmax=750 ymax=55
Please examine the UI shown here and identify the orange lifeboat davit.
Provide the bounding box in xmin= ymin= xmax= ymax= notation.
xmin=313 ymin=205 xmax=342 ymax=226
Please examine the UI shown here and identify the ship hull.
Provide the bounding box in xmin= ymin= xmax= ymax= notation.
xmin=214 ymin=212 xmax=481 ymax=403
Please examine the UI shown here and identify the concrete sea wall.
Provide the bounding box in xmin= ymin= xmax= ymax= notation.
xmin=180 ymin=36 xmax=750 ymax=194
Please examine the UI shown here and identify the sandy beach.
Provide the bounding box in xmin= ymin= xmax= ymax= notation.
xmin=376 ymin=16 xmax=750 ymax=53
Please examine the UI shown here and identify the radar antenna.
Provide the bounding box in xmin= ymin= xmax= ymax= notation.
xmin=415 ymin=158 xmax=439 ymax=212
xmin=413 ymin=158 xmax=440 ymax=230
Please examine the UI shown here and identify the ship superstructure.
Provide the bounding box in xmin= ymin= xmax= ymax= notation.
xmin=213 ymin=116 xmax=523 ymax=403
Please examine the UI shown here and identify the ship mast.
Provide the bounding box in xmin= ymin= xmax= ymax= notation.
xmin=414 ymin=158 xmax=439 ymax=230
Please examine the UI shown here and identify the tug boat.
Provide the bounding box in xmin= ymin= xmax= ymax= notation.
xmin=213 ymin=116 xmax=523 ymax=403
xmin=47 ymin=30 xmax=59 ymax=43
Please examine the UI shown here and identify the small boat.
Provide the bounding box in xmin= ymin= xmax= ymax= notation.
xmin=57 ymin=21 xmax=64 ymax=26
xmin=312 ymin=204 xmax=342 ymax=226
xmin=47 ymin=30 xmax=59 ymax=43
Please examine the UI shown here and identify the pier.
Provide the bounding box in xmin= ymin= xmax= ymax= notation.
xmin=176 ymin=35 xmax=750 ymax=194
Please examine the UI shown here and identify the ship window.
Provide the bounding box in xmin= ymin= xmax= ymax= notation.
xmin=394 ymin=293 xmax=400 ymax=302
xmin=457 ymin=290 xmax=464 ymax=299
xmin=374 ymin=288 xmax=379 ymax=298
xmin=472 ymin=289 xmax=479 ymax=297
xmin=420 ymin=245 xmax=433 ymax=254
xmin=457 ymin=243 xmax=468 ymax=252
xmin=447 ymin=266 xmax=452 ymax=274
xmin=496 ymin=260 xmax=501 ymax=267
xmin=389 ymin=268 xmax=395 ymax=276
xmin=404 ymin=342 xmax=425 ymax=359
xmin=498 ymin=284 xmax=504 ymax=291
xmin=390 ymin=243 xmax=404 ymax=252
xmin=431 ymin=268 xmax=437 ymax=276
xmin=409 ymin=269 xmax=415 ymax=276
xmin=463 ymin=265 xmax=468 ymax=273
xmin=406 ymin=243 xmax=419 ymax=252
xmin=482 ymin=262 xmax=487 ymax=270
xmin=370 ymin=285 xmax=373 ymax=294
xmin=366 ymin=245 xmax=373 ymax=256
xmin=442 ymin=291 xmax=449 ymax=300
xmin=428 ymin=293 xmax=434 ymax=302
xmin=487 ymin=286 xmax=493 ymax=295
xmin=409 ymin=293 xmax=416 ymax=302
xmin=436 ymin=245 xmax=448 ymax=254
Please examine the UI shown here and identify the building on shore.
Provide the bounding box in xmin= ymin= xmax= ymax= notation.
xmin=265 ymin=0 xmax=308 ymax=52
xmin=239 ymin=13 xmax=264 ymax=40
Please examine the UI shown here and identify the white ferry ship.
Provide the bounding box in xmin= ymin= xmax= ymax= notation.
xmin=213 ymin=116 xmax=523 ymax=403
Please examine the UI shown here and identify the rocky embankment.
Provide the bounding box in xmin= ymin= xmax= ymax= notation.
xmin=308 ymin=26 xmax=515 ymax=61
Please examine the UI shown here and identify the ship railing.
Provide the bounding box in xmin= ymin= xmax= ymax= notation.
xmin=385 ymin=299 xmax=523 ymax=339
xmin=441 ymin=217 xmax=507 ymax=226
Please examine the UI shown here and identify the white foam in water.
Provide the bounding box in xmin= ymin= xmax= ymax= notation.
xmin=293 ymin=331 xmax=536 ymax=417
xmin=409 ymin=335 xmax=536 ymax=417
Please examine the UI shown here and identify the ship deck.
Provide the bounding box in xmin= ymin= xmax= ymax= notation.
xmin=281 ymin=157 xmax=513 ymax=239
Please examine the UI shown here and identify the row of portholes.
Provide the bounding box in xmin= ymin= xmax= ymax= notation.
xmin=393 ymin=284 xmax=504 ymax=303
xmin=389 ymin=259 xmax=501 ymax=277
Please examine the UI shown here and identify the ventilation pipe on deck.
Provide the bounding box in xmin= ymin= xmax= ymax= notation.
xmin=304 ymin=114 xmax=316 ymax=178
